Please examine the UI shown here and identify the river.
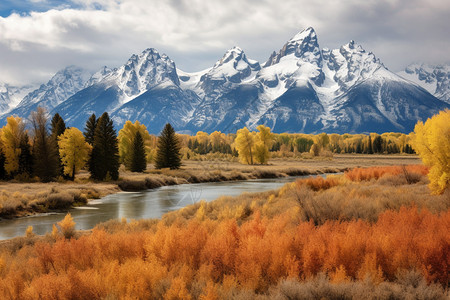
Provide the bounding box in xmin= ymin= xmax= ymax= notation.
xmin=0 ymin=176 xmax=304 ymax=240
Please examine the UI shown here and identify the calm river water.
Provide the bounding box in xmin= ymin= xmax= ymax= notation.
xmin=0 ymin=176 xmax=307 ymax=240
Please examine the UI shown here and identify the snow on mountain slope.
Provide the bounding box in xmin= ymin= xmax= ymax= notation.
xmin=52 ymin=48 xmax=196 ymax=132
xmin=0 ymin=84 xmax=35 ymax=116
xmin=185 ymin=47 xmax=262 ymax=130
xmin=397 ymin=63 xmax=450 ymax=104
xmin=3 ymin=27 xmax=449 ymax=134
xmin=5 ymin=66 xmax=92 ymax=122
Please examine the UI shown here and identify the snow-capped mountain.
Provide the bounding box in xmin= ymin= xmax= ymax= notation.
xmin=397 ymin=63 xmax=450 ymax=104
xmin=2 ymin=27 xmax=448 ymax=134
xmin=4 ymin=66 xmax=92 ymax=122
xmin=52 ymin=48 xmax=199 ymax=133
xmin=0 ymin=83 xmax=35 ymax=116
xmin=183 ymin=27 xmax=448 ymax=133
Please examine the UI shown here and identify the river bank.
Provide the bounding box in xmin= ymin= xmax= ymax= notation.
xmin=0 ymin=154 xmax=420 ymax=219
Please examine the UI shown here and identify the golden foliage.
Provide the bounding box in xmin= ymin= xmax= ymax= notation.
xmin=118 ymin=120 xmax=153 ymax=168
xmin=412 ymin=109 xmax=450 ymax=194
xmin=57 ymin=213 xmax=76 ymax=239
xmin=0 ymin=116 xmax=25 ymax=174
xmin=235 ymin=127 xmax=255 ymax=164
xmin=58 ymin=128 xmax=91 ymax=179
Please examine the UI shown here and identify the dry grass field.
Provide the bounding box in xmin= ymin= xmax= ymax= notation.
xmin=0 ymin=154 xmax=421 ymax=218
xmin=0 ymin=164 xmax=448 ymax=299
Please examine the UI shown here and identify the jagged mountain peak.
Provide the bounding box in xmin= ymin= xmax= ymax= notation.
xmin=213 ymin=46 xmax=260 ymax=72
xmin=97 ymin=48 xmax=180 ymax=101
xmin=264 ymin=27 xmax=321 ymax=68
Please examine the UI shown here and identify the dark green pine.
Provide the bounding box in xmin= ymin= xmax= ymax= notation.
xmin=84 ymin=114 xmax=97 ymax=145
xmin=50 ymin=113 xmax=66 ymax=138
xmin=18 ymin=132 xmax=33 ymax=176
xmin=89 ymin=112 xmax=120 ymax=180
xmin=155 ymin=123 xmax=181 ymax=170
xmin=130 ymin=131 xmax=147 ymax=172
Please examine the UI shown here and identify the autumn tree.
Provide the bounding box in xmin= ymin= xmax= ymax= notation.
xmin=58 ymin=128 xmax=92 ymax=180
xmin=235 ymin=127 xmax=255 ymax=165
xmin=31 ymin=108 xmax=59 ymax=182
xmin=412 ymin=109 xmax=450 ymax=194
xmin=84 ymin=113 xmax=97 ymax=145
xmin=89 ymin=112 xmax=120 ymax=180
xmin=118 ymin=120 xmax=152 ymax=169
xmin=155 ymin=123 xmax=181 ymax=169
xmin=130 ymin=131 xmax=147 ymax=172
xmin=254 ymin=125 xmax=273 ymax=164
xmin=0 ymin=116 xmax=25 ymax=176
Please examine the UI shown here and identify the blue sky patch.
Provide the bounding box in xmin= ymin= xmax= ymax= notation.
xmin=0 ymin=0 xmax=84 ymax=17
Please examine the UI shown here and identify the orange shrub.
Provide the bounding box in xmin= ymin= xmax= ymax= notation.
xmin=0 ymin=206 xmax=448 ymax=299
xmin=345 ymin=165 xmax=428 ymax=182
xmin=295 ymin=175 xmax=341 ymax=191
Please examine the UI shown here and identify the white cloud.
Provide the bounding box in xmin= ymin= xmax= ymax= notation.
xmin=0 ymin=0 xmax=449 ymax=85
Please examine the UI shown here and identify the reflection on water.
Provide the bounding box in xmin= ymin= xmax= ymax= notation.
xmin=0 ymin=177 xmax=303 ymax=240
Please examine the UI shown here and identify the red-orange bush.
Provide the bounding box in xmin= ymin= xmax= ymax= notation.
xmin=345 ymin=165 xmax=428 ymax=182
xmin=295 ymin=176 xmax=341 ymax=191
xmin=0 ymin=206 xmax=448 ymax=299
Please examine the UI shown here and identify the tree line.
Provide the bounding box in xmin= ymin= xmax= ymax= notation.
xmin=0 ymin=109 xmax=181 ymax=182
xmin=1 ymin=108 xmax=440 ymax=184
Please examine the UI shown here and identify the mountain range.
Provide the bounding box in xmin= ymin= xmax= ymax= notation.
xmin=1 ymin=27 xmax=449 ymax=134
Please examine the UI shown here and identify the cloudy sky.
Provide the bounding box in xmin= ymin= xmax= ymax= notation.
xmin=0 ymin=0 xmax=449 ymax=86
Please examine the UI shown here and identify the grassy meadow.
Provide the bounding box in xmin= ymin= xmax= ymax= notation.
xmin=0 ymin=158 xmax=448 ymax=299
xmin=1 ymin=154 xmax=419 ymax=218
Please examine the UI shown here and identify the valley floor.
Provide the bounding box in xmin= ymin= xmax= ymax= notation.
xmin=0 ymin=154 xmax=420 ymax=219
xmin=0 ymin=162 xmax=448 ymax=299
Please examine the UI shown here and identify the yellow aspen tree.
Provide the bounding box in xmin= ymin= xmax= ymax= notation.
xmin=254 ymin=125 xmax=273 ymax=164
xmin=58 ymin=128 xmax=92 ymax=180
xmin=412 ymin=109 xmax=450 ymax=194
xmin=118 ymin=120 xmax=152 ymax=169
xmin=0 ymin=116 xmax=24 ymax=175
xmin=210 ymin=131 xmax=223 ymax=150
xmin=235 ymin=127 xmax=255 ymax=164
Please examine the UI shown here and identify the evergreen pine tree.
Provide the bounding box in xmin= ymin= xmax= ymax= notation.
xmin=367 ymin=135 xmax=373 ymax=154
xmin=31 ymin=108 xmax=59 ymax=182
xmin=0 ymin=149 xmax=6 ymax=180
xmin=130 ymin=131 xmax=147 ymax=172
xmin=89 ymin=112 xmax=119 ymax=180
xmin=18 ymin=132 xmax=33 ymax=176
xmin=373 ymin=136 xmax=383 ymax=153
xmin=50 ymin=113 xmax=66 ymax=138
xmin=50 ymin=113 xmax=66 ymax=177
xmin=155 ymin=123 xmax=181 ymax=169
xmin=84 ymin=114 xmax=97 ymax=145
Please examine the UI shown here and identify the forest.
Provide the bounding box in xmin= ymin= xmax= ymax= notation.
xmin=0 ymin=107 xmax=418 ymax=184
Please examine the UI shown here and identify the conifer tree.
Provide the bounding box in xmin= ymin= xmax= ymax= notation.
xmin=367 ymin=135 xmax=373 ymax=154
xmin=18 ymin=132 xmax=33 ymax=177
xmin=50 ymin=113 xmax=66 ymax=138
xmin=118 ymin=120 xmax=151 ymax=169
xmin=31 ymin=108 xmax=59 ymax=182
xmin=0 ymin=149 xmax=6 ymax=180
xmin=84 ymin=114 xmax=97 ymax=145
xmin=155 ymin=123 xmax=181 ymax=169
xmin=50 ymin=113 xmax=66 ymax=177
xmin=130 ymin=131 xmax=147 ymax=172
xmin=89 ymin=112 xmax=119 ymax=180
